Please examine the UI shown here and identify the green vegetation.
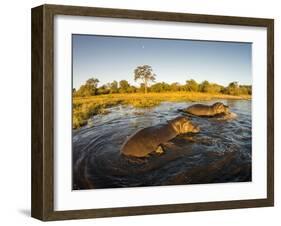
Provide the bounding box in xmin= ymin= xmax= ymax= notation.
xmin=72 ymin=64 xmax=252 ymax=129
xmin=74 ymin=78 xmax=100 ymax=97
xmin=74 ymin=77 xmax=251 ymax=98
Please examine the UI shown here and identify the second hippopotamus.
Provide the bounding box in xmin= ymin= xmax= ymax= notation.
xmin=182 ymin=102 xmax=230 ymax=117
xmin=121 ymin=116 xmax=200 ymax=158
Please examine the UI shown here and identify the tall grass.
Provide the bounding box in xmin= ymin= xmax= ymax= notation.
xmin=73 ymin=92 xmax=251 ymax=129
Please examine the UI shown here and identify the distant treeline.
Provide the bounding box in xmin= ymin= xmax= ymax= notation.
xmin=73 ymin=79 xmax=251 ymax=97
xmin=73 ymin=65 xmax=251 ymax=97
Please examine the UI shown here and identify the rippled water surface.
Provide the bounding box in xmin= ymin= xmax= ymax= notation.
xmin=73 ymin=100 xmax=252 ymax=189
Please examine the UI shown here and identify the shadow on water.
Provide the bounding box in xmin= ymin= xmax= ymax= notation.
xmin=73 ymin=100 xmax=252 ymax=190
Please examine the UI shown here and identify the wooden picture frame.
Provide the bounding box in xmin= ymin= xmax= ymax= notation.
xmin=31 ymin=4 xmax=274 ymax=221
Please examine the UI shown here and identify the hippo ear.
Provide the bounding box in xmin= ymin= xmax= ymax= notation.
xmin=213 ymin=103 xmax=219 ymax=111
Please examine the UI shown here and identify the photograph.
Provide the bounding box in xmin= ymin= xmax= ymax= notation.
xmin=72 ymin=34 xmax=252 ymax=190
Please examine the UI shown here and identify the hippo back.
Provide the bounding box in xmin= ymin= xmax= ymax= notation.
xmin=185 ymin=104 xmax=213 ymax=116
xmin=121 ymin=124 xmax=177 ymax=157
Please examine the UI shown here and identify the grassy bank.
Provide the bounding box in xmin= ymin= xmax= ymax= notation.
xmin=73 ymin=92 xmax=251 ymax=129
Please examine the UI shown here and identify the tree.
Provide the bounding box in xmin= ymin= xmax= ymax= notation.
xmin=238 ymin=86 xmax=249 ymax=95
xmin=134 ymin=65 xmax=156 ymax=94
xmin=239 ymin=85 xmax=252 ymax=95
xmin=127 ymin=85 xmax=137 ymax=93
xmin=85 ymin=78 xmax=99 ymax=95
xmin=138 ymin=83 xmax=146 ymax=93
xmin=97 ymin=84 xmax=110 ymax=95
xmin=211 ymin=83 xmax=223 ymax=93
xmin=162 ymin=82 xmax=171 ymax=92
xmin=224 ymin=82 xmax=240 ymax=95
xmin=109 ymin=80 xmax=118 ymax=93
xmin=199 ymin=80 xmax=210 ymax=92
xmin=75 ymin=77 xmax=99 ymax=97
xmin=86 ymin=78 xmax=99 ymax=88
xmin=119 ymin=80 xmax=130 ymax=93
xmin=170 ymin=82 xmax=181 ymax=92
xmin=150 ymin=82 xmax=164 ymax=92
xmin=199 ymin=80 xmax=222 ymax=93
xmin=185 ymin=79 xmax=199 ymax=92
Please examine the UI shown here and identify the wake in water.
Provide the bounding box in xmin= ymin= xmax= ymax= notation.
xmin=73 ymin=100 xmax=252 ymax=190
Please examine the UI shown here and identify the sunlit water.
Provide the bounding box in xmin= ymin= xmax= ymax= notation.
xmin=73 ymin=99 xmax=252 ymax=189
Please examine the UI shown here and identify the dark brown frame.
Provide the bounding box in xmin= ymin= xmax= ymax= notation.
xmin=31 ymin=4 xmax=274 ymax=221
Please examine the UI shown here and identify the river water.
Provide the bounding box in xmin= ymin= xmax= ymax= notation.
xmin=73 ymin=99 xmax=252 ymax=190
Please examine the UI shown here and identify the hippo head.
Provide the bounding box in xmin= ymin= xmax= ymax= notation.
xmin=169 ymin=116 xmax=200 ymax=134
xmin=212 ymin=102 xmax=230 ymax=114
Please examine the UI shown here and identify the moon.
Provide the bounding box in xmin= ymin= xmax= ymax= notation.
xmin=142 ymin=45 xmax=145 ymax=49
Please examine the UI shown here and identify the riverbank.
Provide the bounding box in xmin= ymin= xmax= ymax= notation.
xmin=73 ymin=92 xmax=251 ymax=129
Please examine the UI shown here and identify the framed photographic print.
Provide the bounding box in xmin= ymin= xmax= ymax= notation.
xmin=31 ymin=4 xmax=274 ymax=221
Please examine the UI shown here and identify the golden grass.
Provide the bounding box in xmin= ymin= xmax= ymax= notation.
xmin=73 ymin=92 xmax=251 ymax=129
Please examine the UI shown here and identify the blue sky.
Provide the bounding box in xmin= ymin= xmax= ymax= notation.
xmin=72 ymin=34 xmax=252 ymax=89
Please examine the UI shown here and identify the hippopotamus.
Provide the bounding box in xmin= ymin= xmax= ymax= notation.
xmin=182 ymin=102 xmax=230 ymax=117
xmin=121 ymin=116 xmax=200 ymax=158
